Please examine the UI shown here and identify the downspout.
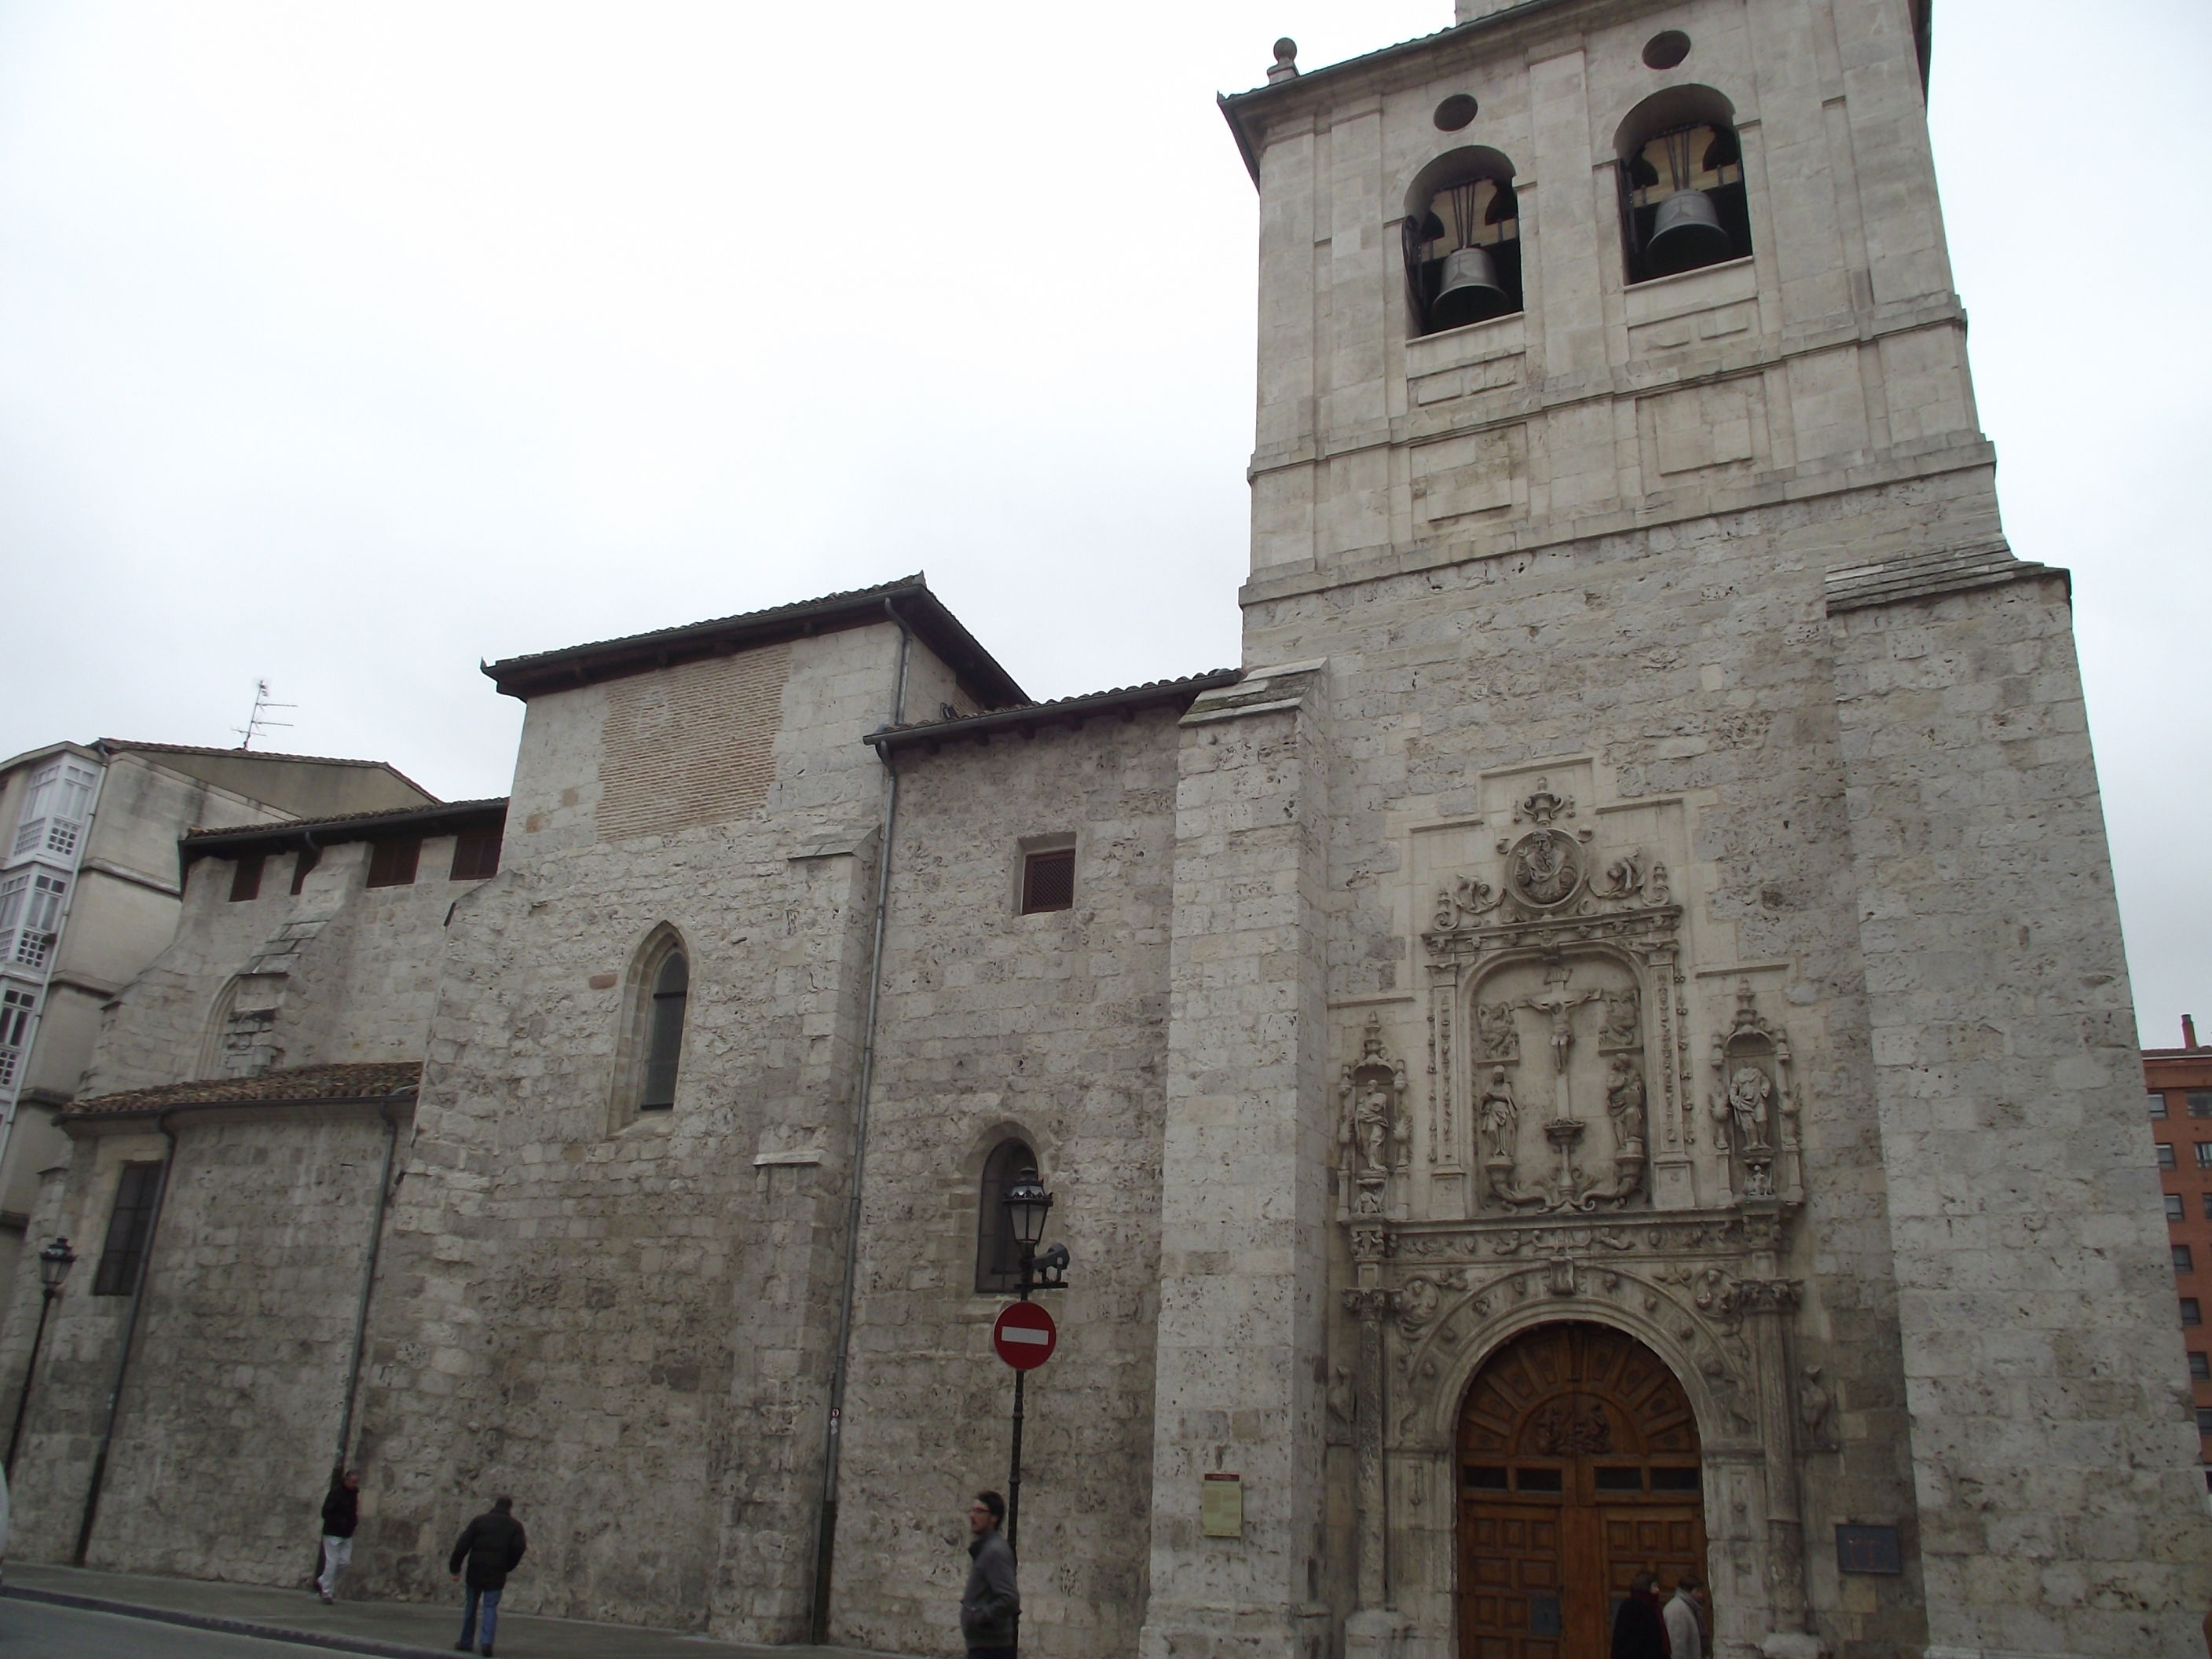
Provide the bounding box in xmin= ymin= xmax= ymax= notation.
xmin=809 ymin=598 xmax=911 ymax=1643
xmin=74 ymin=1103 xmax=181 ymax=1566
xmin=332 ymin=1092 xmax=406 ymax=1467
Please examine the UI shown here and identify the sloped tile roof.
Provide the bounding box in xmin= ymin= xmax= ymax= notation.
xmin=482 ymin=573 xmax=1027 ymax=709
xmin=65 ymin=1061 xmax=423 ymax=1118
xmin=867 ymin=669 xmax=1243 ymax=751
xmin=185 ymin=798 xmax=507 ymax=846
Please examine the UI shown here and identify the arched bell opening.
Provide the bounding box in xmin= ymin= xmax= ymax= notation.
xmin=1455 ymin=1321 xmax=1708 ymax=1657
xmin=1402 ymin=145 xmax=1524 ymax=336
xmin=1613 ymin=86 xmax=1752 ymax=284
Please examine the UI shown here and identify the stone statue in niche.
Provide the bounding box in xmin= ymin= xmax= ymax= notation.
xmin=1478 ymin=1066 xmax=1518 ymax=1161
xmin=1720 ymin=1064 xmax=1774 ymax=1155
xmin=1476 ymin=1001 xmax=1521 ymax=1063
xmin=1336 ymin=1015 xmax=1409 ymax=1218
xmin=1799 ymin=1364 xmax=1833 ymax=1441
xmin=1606 ymin=1057 xmax=1646 ymax=1152
xmin=1599 ymin=986 xmax=1641 ymax=1049
xmin=1479 ymin=1067 xmax=1544 ymax=1210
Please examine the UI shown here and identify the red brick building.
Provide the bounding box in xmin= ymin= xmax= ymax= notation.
xmin=2148 ymin=1014 xmax=2212 ymax=1486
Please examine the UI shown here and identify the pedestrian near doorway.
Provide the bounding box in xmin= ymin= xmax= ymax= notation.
xmin=317 ymin=1468 xmax=360 ymax=1604
xmin=448 ymin=1495 xmax=527 ymax=1657
xmin=961 ymin=1489 xmax=1019 ymax=1659
xmin=1610 ymin=1569 xmax=1668 ymax=1659
xmin=1663 ymin=1572 xmax=1708 ymax=1659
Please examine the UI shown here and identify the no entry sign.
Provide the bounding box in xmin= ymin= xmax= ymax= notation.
xmin=992 ymin=1301 xmax=1057 ymax=1370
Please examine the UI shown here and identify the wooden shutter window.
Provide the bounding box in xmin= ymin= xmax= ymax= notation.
xmin=449 ymin=828 xmax=503 ymax=881
xmin=365 ymin=837 xmax=421 ymax=888
xmin=290 ymin=846 xmax=320 ymax=895
xmin=1022 ymin=848 xmax=1075 ymax=914
xmin=228 ymin=855 xmax=265 ymax=903
xmin=93 ymin=1162 xmax=163 ymax=1297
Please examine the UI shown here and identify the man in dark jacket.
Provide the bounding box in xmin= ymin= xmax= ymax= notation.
xmin=960 ymin=1489 xmax=1019 ymax=1658
xmin=316 ymin=1467 xmax=359 ymax=1604
xmin=448 ymin=1496 xmax=526 ymax=1657
xmin=1610 ymin=1569 xmax=1670 ymax=1659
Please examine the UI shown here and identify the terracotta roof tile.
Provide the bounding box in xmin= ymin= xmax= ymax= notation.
xmin=66 ymin=1061 xmax=423 ymax=1118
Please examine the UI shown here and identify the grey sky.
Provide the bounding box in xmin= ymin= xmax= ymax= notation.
xmin=0 ymin=1 xmax=2203 ymax=1044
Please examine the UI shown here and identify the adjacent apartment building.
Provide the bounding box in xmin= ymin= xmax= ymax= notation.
xmin=2148 ymin=1014 xmax=2212 ymax=1489
xmin=0 ymin=741 xmax=434 ymax=1295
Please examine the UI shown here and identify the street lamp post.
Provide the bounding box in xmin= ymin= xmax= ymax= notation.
xmin=5 ymin=1236 xmax=76 ymax=1477
xmin=996 ymin=1166 xmax=1069 ymax=1659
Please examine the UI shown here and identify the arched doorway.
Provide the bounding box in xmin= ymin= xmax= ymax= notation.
xmin=1456 ymin=1322 xmax=1707 ymax=1657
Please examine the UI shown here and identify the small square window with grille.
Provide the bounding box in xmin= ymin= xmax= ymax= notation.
xmin=2159 ymin=1144 xmax=2178 ymax=1170
xmin=2184 ymin=1298 xmax=2202 ymax=1327
xmin=2152 ymin=1093 xmax=2171 ymax=1118
xmin=228 ymin=855 xmax=264 ymax=903
xmin=2177 ymin=1245 xmax=2196 ymax=1274
xmin=2170 ymin=1194 xmax=2188 ymax=1223
xmin=2191 ymin=1352 xmax=2210 ymax=1382
xmin=449 ymin=827 xmax=502 ymax=881
xmin=2192 ymin=1093 xmax=2212 ymax=1119
xmin=1021 ymin=848 xmax=1075 ymax=914
xmin=365 ymin=838 xmax=420 ymax=888
xmin=291 ymin=846 xmax=320 ymax=895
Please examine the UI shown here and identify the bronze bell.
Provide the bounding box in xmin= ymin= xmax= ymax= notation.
xmin=1429 ymin=245 xmax=1509 ymax=331
xmin=1645 ymin=188 xmax=1730 ymax=276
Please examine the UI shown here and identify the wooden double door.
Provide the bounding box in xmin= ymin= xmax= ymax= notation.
xmin=1457 ymin=1323 xmax=1708 ymax=1659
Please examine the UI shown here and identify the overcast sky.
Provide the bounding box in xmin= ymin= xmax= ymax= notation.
xmin=0 ymin=1 xmax=2204 ymax=1045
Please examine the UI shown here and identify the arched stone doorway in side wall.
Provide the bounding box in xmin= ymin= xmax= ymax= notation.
xmin=1456 ymin=1321 xmax=1708 ymax=1658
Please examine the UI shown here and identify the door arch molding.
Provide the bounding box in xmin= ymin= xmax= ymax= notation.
xmin=1397 ymin=1278 xmax=1744 ymax=1455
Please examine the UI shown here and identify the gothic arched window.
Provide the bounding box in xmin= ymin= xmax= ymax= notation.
xmin=618 ymin=926 xmax=690 ymax=1119
xmin=975 ymin=1137 xmax=1038 ymax=1294
xmin=1614 ymin=86 xmax=1752 ymax=284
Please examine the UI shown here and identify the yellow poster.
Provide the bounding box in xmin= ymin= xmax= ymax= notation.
xmin=1200 ymin=1472 xmax=1243 ymax=1538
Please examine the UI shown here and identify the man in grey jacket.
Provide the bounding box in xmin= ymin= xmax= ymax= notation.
xmin=961 ymin=1490 xmax=1019 ymax=1658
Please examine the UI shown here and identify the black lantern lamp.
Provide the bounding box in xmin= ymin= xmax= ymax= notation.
xmin=7 ymin=1235 xmax=78 ymax=1475
xmin=38 ymin=1235 xmax=76 ymax=1293
xmin=1004 ymin=1169 xmax=1053 ymax=1251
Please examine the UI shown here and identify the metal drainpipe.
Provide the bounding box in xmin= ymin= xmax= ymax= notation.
xmin=74 ymin=1103 xmax=182 ymax=1566
xmin=809 ymin=597 xmax=911 ymax=1643
xmin=332 ymin=1092 xmax=405 ymax=1468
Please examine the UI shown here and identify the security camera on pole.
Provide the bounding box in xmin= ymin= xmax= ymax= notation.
xmin=993 ymin=1166 xmax=1068 ymax=1644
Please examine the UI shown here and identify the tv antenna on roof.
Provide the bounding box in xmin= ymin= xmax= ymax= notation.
xmin=235 ymin=679 xmax=296 ymax=751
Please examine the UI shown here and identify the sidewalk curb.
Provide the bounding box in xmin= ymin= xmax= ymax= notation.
xmin=0 ymin=1580 xmax=457 ymax=1657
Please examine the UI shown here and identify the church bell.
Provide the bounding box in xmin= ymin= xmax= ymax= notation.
xmin=1644 ymin=187 xmax=1730 ymax=276
xmin=1428 ymin=244 xmax=1509 ymax=331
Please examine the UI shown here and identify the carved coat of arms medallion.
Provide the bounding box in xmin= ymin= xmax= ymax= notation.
xmin=1507 ymin=829 xmax=1583 ymax=908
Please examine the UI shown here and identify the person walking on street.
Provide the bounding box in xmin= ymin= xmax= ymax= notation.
xmin=1610 ymin=1569 xmax=1668 ymax=1659
xmin=1663 ymin=1572 xmax=1708 ymax=1659
xmin=448 ymin=1495 xmax=527 ymax=1657
xmin=960 ymin=1489 xmax=1019 ymax=1659
xmin=316 ymin=1468 xmax=360 ymax=1604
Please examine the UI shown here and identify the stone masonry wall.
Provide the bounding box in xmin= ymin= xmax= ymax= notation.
xmin=1243 ymin=480 xmax=1936 ymax=1656
xmin=1831 ymin=571 xmax=2212 ymax=1657
xmin=832 ymin=704 xmax=1184 ymax=1659
xmin=350 ymin=623 xmax=918 ymax=1642
xmin=0 ymin=1107 xmax=398 ymax=1581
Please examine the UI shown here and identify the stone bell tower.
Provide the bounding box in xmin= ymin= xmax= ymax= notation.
xmin=1141 ymin=2 xmax=2212 ymax=1658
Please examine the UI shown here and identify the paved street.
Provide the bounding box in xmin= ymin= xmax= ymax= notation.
xmin=0 ymin=1597 xmax=331 ymax=1657
xmin=0 ymin=1561 xmax=925 ymax=1659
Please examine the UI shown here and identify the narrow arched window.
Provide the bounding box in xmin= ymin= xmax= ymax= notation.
xmin=975 ymin=1137 xmax=1038 ymax=1294
xmin=639 ymin=950 xmax=687 ymax=1111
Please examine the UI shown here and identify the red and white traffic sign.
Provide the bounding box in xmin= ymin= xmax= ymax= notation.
xmin=991 ymin=1301 xmax=1057 ymax=1370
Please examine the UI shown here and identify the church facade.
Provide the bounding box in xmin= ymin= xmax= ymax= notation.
xmin=4 ymin=2 xmax=2207 ymax=1657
